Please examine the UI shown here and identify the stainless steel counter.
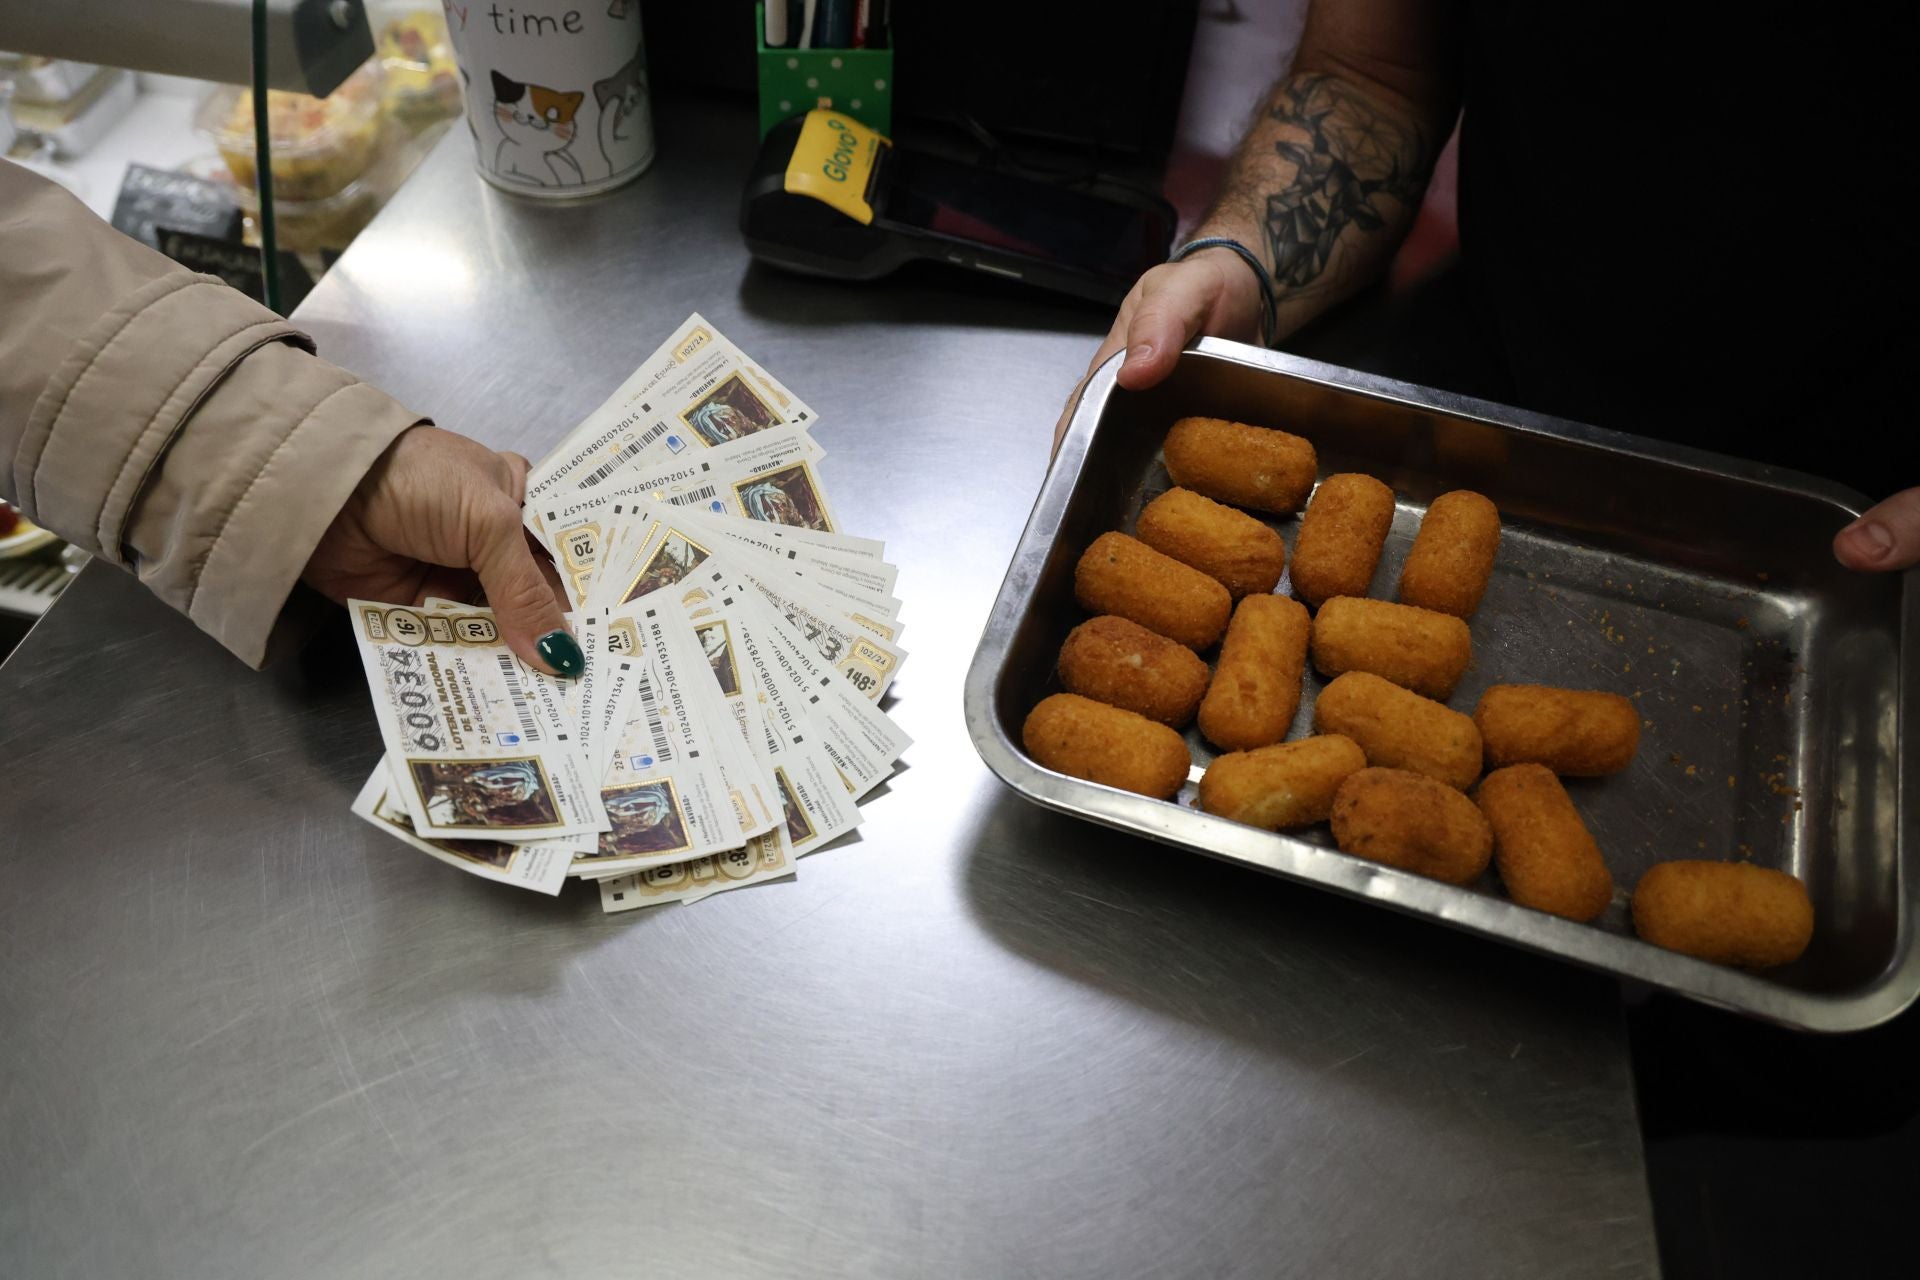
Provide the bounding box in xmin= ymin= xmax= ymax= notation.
xmin=0 ymin=101 xmax=1658 ymax=1278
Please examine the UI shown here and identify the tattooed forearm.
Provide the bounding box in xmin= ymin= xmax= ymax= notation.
xmin=1186 ymin=63 xmax=1447 ymax=345
xmin=1256 ymin=74 xmax=1433 ymax=298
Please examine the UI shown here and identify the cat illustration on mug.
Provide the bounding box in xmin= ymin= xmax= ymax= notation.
xmin=490 ymin=69 xmax=585 ymax=187
xmin=591 ymin=51 xmax=649 ymax=179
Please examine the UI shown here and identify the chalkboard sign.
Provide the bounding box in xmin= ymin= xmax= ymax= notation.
xmin=110 ymin=164 xmax=241 ymax=251
xmin=157 ymin=229 xmax=315 ymax=313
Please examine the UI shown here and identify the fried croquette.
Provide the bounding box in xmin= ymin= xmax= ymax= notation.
xmin=1022 ymin=693 xmax=1191 ymax=800
xmin=1474 ymin=684 xmax=1641 ymax=776
xmin=1312 ymin=671 xmax=1483 ymax=791
xmin=1631 ymin=861 xmax=1813 ymax=968
xmin=1290 ymin=473 xmax=1397 ymax=607
xmin=1398 ymin=490 xmax=1502 ymax=618
xmin=1475 ymin=763 xmax=1613 ymax=921
xmin=1074 ymin=531 xmax=1231 ymax=650
xmin=1058 ymin=616 xmax=1210 ymax=726
xmin=1198 ymin=734 xmax=1367 ymax=830
xmin=1136 ymin=487 xmax=1287 ymax=597
xmin=1330 ymin=767 xmax=1494 ymax=885
xmin=1197 ymin=594 xmax=1311 ymax=750
xmin=1162 ymin=416 xmax=1317 ymax=515
xmin=1309 ymin=596 xmax=1473 ymax=700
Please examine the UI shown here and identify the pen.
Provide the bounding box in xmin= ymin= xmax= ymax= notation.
xmin=815 ymin=0 xmax=854 ymax=49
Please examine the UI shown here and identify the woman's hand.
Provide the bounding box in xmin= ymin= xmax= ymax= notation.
xmin=1833 ymin=487 xmax=1920 ymax=572
xmin=302 ymin=425 xmax=582 ymax=676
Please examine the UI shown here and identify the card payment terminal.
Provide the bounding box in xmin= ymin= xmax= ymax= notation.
xmin=742 ymin=110 xmax=1176 ymax=305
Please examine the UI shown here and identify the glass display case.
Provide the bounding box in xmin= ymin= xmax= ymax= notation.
xmin=0 ymin=5 xmax=463 ymax=649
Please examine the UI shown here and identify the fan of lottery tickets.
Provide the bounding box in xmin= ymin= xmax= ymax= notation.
xmin=345 ymin=314 xmax=910 ymax=912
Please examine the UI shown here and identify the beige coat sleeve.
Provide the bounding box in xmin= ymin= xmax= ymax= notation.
xmin=0 ymin=159 xmax=424 ymax=667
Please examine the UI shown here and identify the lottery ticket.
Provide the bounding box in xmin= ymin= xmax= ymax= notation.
xmin=350 ymin=765 xmax=574 ymax=895
xmin=596 ymin=827 xmax=795 ymax=913
xmin=526 ymin=313 xmax=817 ymax=510
xmin=681 ymin=566 xmax=909 ymax=801
xmin=348 ymin=599 xmax=605 ymax=840
xmin=568 ymin=648 xmax=746 ymax=878
xmin=530 ymin=426 xmax=826 ymax=600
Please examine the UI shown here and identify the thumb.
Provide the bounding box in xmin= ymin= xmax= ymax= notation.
xmin=1833 ymin=486 xmax=1920 ymax=571
xmin=1115 ymin=262 xmax=1227 ymax=392
xmin=472 ymin=501 xmax=581 ymax=676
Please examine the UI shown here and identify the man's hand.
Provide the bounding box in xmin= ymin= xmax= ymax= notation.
xmin=1054 ymin=250 xmax=1264 ymax=450
xmin=303 ymin=425 xmax=582 ymax=676
xmin=1834 ymin=487 xmax=1920 ymax=572
xmin=1100 ymin=250 xmax=1266 ymax=393
xmin=1043 ymin=0 xmax=1456 ymax=456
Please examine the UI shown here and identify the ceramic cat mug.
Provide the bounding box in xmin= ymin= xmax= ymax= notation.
xmin=443 ymin=0 xmax=654 ymax=197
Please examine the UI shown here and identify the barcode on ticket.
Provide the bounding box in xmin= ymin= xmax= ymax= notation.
xmin=636 ymin=672 xmax=674 ymax=764
xmin=496 ymin=654 xmax=543 ymax=742
xmin=578 ymin=421 xmax=669 ymax=488
xmin=665 ymin=484 xmax=718 ymax=507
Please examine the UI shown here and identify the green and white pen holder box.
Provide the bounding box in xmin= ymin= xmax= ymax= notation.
xmin=755 ymin=4 xmax=894 ymax=138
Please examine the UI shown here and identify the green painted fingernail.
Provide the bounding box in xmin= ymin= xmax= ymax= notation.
xmin=537 ymin=629 xmax=584 ymax=678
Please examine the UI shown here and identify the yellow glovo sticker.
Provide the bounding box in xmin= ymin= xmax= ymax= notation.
xmin=785 ymin=108 xmax=889 ymax=226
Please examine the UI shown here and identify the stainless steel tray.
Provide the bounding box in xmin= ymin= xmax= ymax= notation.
xmin=965 ymin=338 xmax=1917 ymax=1033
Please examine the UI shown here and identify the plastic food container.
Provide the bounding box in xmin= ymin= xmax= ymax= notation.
xmin=377 ymin=9 xmax=461 ymax=130
xmin=7 ymin=68 xmax=134 ymax=159
xmin=197 ymin=61 xmax=384 ymax=202
xmin=233 ymin=160 xmax=382 ymax=253
xmin=0 ymin=55 xmax=100 ymax=106
xmin=228 ymin=114 xmax=447 ymax=254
